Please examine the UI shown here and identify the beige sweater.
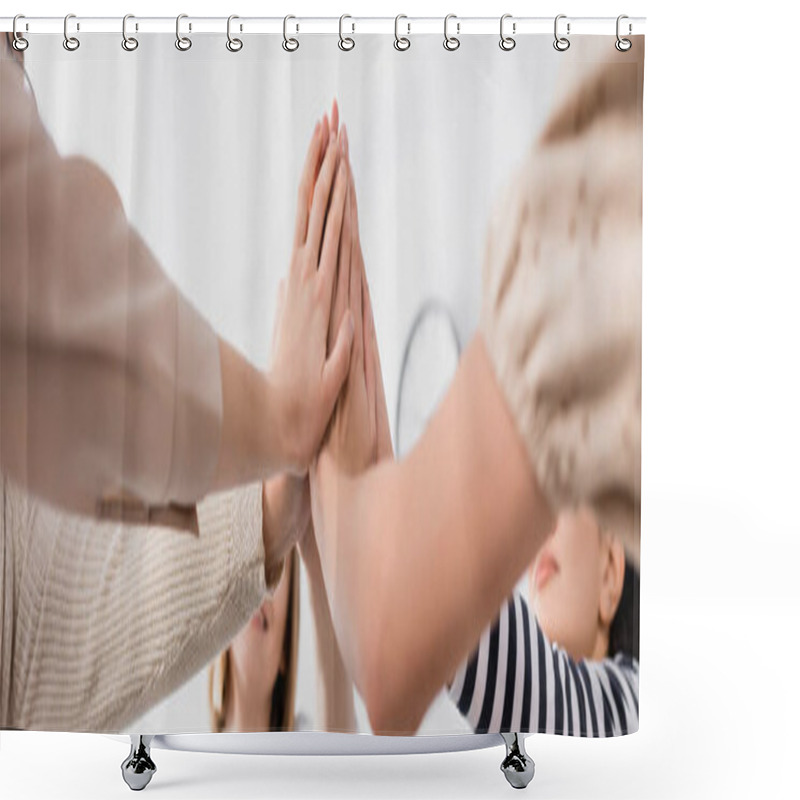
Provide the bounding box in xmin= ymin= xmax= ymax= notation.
xmin=0 ymin=476 xmax=267 ymax=732
xmin=480 ymin=52 xmax=643 ymax=563
xmin=1 ymin=34 xmax=222 ymax=526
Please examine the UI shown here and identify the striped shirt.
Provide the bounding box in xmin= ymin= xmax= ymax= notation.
xmin=448 ymin=591 xmax=639 ymax=736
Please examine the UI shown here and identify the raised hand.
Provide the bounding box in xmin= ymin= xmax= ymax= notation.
xmin=261 ymin=279 xmax=312 ymax=578
xmin=269 ymin=119 xmax=354 ymax=475
xmin=309 ymin=131 xmax=393 ymax=553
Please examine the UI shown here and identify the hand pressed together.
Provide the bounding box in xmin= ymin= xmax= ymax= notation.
xmin=269 ymin=116 xmax=355 ymax=477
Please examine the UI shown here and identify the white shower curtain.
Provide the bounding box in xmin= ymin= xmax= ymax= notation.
xmin=2 ymin=26 xmax=643 ymax=737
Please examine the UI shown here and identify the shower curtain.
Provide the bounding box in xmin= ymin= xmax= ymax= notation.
xmin=0 ymin=22 xmax=643 ymax=739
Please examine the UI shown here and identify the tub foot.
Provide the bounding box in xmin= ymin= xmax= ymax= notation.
xmin=121 ymin=735 xmax=156 ymax=791
xmin=500 ymin=733 xmax=534 ymax=789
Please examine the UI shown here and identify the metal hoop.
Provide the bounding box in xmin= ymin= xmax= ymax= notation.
xmin=283 ymin=15 xmax=299 ymax=52
xmin=553 ymin=14 xmax=570 ymax=52
xmin=12 ymin=15 xmax=29 ymax=51
xmin=499 ymin=14 xmax=516 ymax=51
xmin=615 ymin=14 xmax=632 ymax=52
xmin=121 ymin=14 xmax=139 ymax=51
xmin=338 ymin=14 xmax=355 ymax=51
xmin=226 ymin=15 xmax=243 ymax=52
xmin=63 ymin=13 xmax=80 ymax=51
xmin=394 ymin=14 xmax=410 ymax=51
xmin=175 ymin=14 xmax=192 ymax=51
xmin=443 ymin=14 xmax=460 ymax=51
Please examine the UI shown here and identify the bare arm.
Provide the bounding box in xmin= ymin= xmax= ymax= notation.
xmin=311 ymin=336 xmax=555 ymax=734
xmin=300 ymin=518 xmax=356 ymax=733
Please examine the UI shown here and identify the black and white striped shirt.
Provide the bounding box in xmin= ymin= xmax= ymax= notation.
xmin=449 ymin=591 xmax=639 ymax=736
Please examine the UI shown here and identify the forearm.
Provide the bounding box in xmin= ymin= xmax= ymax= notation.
xmin=313 ymin=336 xmax=555 ymax=733
xmin=213 ymin=339 xmax=289 ymax=494
xmin=302 ymin=520 xmax=356 ymax=732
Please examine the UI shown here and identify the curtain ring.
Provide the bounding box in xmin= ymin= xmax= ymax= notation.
xmin=175 ymin=14 xmax=192 ymax=51
xmin=553 ymin=14 xmax=570 ymax=51
xmin=394 ymin=14 xmax=410 ymax=51
xmin=443 ymin=14 xmax=460 ymax=51
xmin=615 ymin=14 xmax=632 ymax=52
xmin=338 ymin=15 xmax=355 ymax=51
xmin=12 ymin=15 xmax=29 ymax=51
xmin=226 ymin=15 xmax=243 ymax=52
xmin=283 ymin=15 xmax=299 ymax=52
xmin=63 ymin=13 xmax=80 ymax=51
xmin=499 ymin=14 xmax=516 ymax=51
xmin=122 ymin=14 xmax=139 ymax=51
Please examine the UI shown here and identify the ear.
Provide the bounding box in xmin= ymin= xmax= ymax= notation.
xmin=598 ymin=536 xmax=626 ymax=627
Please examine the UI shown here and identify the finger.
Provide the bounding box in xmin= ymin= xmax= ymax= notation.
xmin=318 ymin=151 xmax=348 ymax=306
xmin=370 ymin=288 xmax=393 ymax=460
xmin=361 ymin=268 xmax=377 ymax=432
xmin=322 ymin=113 xmax=330 ymax=147
xmin=331 ymin=99 xmax=339 ymax=136
xmin=348 ymin=180 xmax=363 ymax=367
xmin=294 ymin=121 xmax=322 ymax=247
xmin=306 ymin=134 xmax=341 ymax=264
xmin=321 ymin=310 xmax=355 ymax=415
xmin=349 ymin=158 xmax=360 ymax=252
xmin=309 ymin=114 xmax=332 ymax=216
xmin=329 ymin=173 xmax=353 ymax=353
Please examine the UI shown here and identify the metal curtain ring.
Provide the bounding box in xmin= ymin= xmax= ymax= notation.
xmin=122 ymin=14 xmax=139 ymax=51
xmin=63 ymin=13 xmax=80 ymax=51
xmin=394 ymin=14 xmax=410 ymax=51
xmin=175 ymin=14 xmax=192 ymax=51
xmin=12 ymin=15 xmax=29 ymax=51
xmin=616 ymin=14 xmax=632 ymax=51
xmin=283 ymin=15 xmax=299 ymax=52
xmin=443 ymin=14 xmax=460 ymax=51
xmin=226 ymin=15 xmax=243 ymax=52
xmin=339 ymin=15 xmax=355 ymax=51
xmin=499 ymin=14 xmax=516 ymax=51
xmin=553 ymin=14 xmax=570 ymax=51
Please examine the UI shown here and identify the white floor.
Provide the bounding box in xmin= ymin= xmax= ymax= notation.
xmin=2 ymin=595 xmax=797 ymax=799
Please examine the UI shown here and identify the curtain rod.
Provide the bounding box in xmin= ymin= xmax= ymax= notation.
xmin=1 ymin=16 xmax=646 ymax=37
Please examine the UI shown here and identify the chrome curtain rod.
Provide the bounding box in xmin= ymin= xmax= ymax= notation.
xmin=1 ymin=15 xmax=646 ymax=37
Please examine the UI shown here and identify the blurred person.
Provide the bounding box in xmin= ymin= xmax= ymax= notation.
xmin=1 ymin=35 xmax=354 ymax=529
xmin=450 ymin=508 xmax=639 ymax=737
xmin=0 ymin=100 xmax=353 ymax=731
xmin=309 ymin=53 xmax=643 ymax=734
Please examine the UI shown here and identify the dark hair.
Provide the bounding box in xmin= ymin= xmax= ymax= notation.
xmin=608 ymin=559 xmax=639 ymax=660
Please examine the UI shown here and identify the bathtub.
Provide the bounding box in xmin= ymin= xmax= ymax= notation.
xmin=115 ymin=732 xmax=534 ymax=791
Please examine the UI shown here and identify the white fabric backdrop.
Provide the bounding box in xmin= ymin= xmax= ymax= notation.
xmin=24 ymin=32 xmax=566 ymax=734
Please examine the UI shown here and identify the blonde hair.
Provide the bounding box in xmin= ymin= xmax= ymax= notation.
xmin=209 ymin=548 xmax=300 ymax=732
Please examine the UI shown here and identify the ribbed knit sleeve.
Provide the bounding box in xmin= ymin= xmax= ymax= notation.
xmin=0 ymin=477 xmax=266 ymax=732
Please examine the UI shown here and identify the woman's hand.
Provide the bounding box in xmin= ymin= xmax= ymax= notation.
xmin=269 ymin=120 xmax=354 ymax=476
xmin=309 ymin=141 xmax=392 ymax=547
xmin=262 ymin=278 xmax=313 ymax=580
xmin=261 ymin=104 xmax=354 ymax=581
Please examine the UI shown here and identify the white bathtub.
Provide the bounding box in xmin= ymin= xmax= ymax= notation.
xmin=112 ymin=731 xmax=534 ymax=791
